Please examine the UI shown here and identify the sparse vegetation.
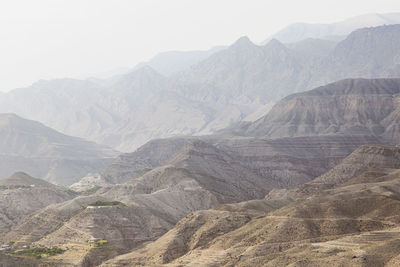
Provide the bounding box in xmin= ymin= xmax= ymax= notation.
xmin=91 ymin=239 xmax=108 ymax=247
xmin=12 ymin=247 xmax=64 ymax=259
xmin=64 ymin=188 xmax=79 ymax=196
xmin=8 ymin=241 xmax=15 ymax=247
xmin=82 ymin=186 xmax=102 ymax=196
xmin=88 ymin=200 xmax=124 ymax=207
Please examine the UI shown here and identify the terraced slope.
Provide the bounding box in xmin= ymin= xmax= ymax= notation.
xmin=101 ymin=145 xmax=400 ymax=267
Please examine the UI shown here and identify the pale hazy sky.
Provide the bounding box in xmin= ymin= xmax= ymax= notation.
xmin=0 ymin=0 xmax=399 ymax=92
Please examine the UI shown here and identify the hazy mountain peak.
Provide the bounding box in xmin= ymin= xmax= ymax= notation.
xmin=0 ymin=172 xmax=54 ymax=188
xmin=230 ymin=36 xmax=256 ymax=50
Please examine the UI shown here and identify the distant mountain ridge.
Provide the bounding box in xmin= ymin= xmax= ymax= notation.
xmin=133 ymin=46 xmax=226 ymax=77
xmin=1 ymin=24 xmax=400 ymax=152
xmin=263 ymin=12 xmax=400 ymax=43
xmin=240 ymin=78 xmax=400 ymax=145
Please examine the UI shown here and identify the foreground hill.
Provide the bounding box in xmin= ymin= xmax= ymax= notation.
xmin=3 ymin=135 xmax=375 ymax=265
xmin=0 ymin=172 xmax=73 ymax=235
xmin=101 ymin=145 xmax=400 ymax=266
xmin=0 ymin=113 xmax=117 ymax=185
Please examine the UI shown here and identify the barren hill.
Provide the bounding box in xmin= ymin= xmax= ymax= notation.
xmin=0 ymin=172 xmax=73 ymax=235
xmin=243 ymin=78 xmax=400 ymax=144
xmin=101 ymin=145 xmax=400 ymax=266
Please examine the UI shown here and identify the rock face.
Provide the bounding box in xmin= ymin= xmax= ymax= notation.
xmin=0 ymin=172 xmax=73 ymax=235
xmin=243 ymin=78 xmax=400 ymax=145
xmin=263 ymin=12 xmax=400 ymax=43
xmin=101 ymin=145 xmax=400 ymax=267
xmin=0 ymin=113 xmax=117 ymax=185
xmin=1 ymin=25 xmax=400 ymax=152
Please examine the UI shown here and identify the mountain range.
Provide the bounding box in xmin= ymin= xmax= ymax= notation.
xmin=1 ymin=15 xmax=400 ymax=266
xmin=1 ymin=24 xmax=400 ymax=152
xmin=1 ymin=76 xmax=400 ymax=266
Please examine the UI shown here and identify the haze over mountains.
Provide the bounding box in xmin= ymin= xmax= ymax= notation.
xmin=2 ymin=76 xmax=400 ymax=266
xmin=0 ymin=20 xmax=400 ymax=152
xmin=0 ymin=113 xmax=116 ymax=185
xmin=264 ymin=12 xmax=400 ymax=43
xmin=1 ymin=13 xmax=400 ymax=266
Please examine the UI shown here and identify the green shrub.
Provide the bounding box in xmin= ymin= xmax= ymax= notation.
xmin=92 ymin=239 xmax=108 ymax=247
xmin=12 ymin=247 xmax=64 ymax=259
xmin=64 ymin=188 xmax=79 ymax=196
xmin=87 ymin=200 xmax=124 ymax=207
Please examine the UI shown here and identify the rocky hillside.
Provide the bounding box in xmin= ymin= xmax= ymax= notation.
xmin=98 ymin=133 xmax=381 ymax=189
xmin=0 ymin=172 xmax=73 ymax=235
xmin=99 ymin=76 xmax=400 ymax=188
xmin=0 ymin=113 xmax=117 ymax=185
xmin=5 ymin=136 xmax=376 ymax=265
xmin=3 ymin=75 xmax=400 ymax=265
xmin=312 ymin=144 xmax=400 ymax=186
xmin=101 ymin=145 xmax=400 ymax=266
xmin=1 ymin=25 xmax=400 ymax=152
xmin=242 ymin=78 xmax=400 ymax=145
